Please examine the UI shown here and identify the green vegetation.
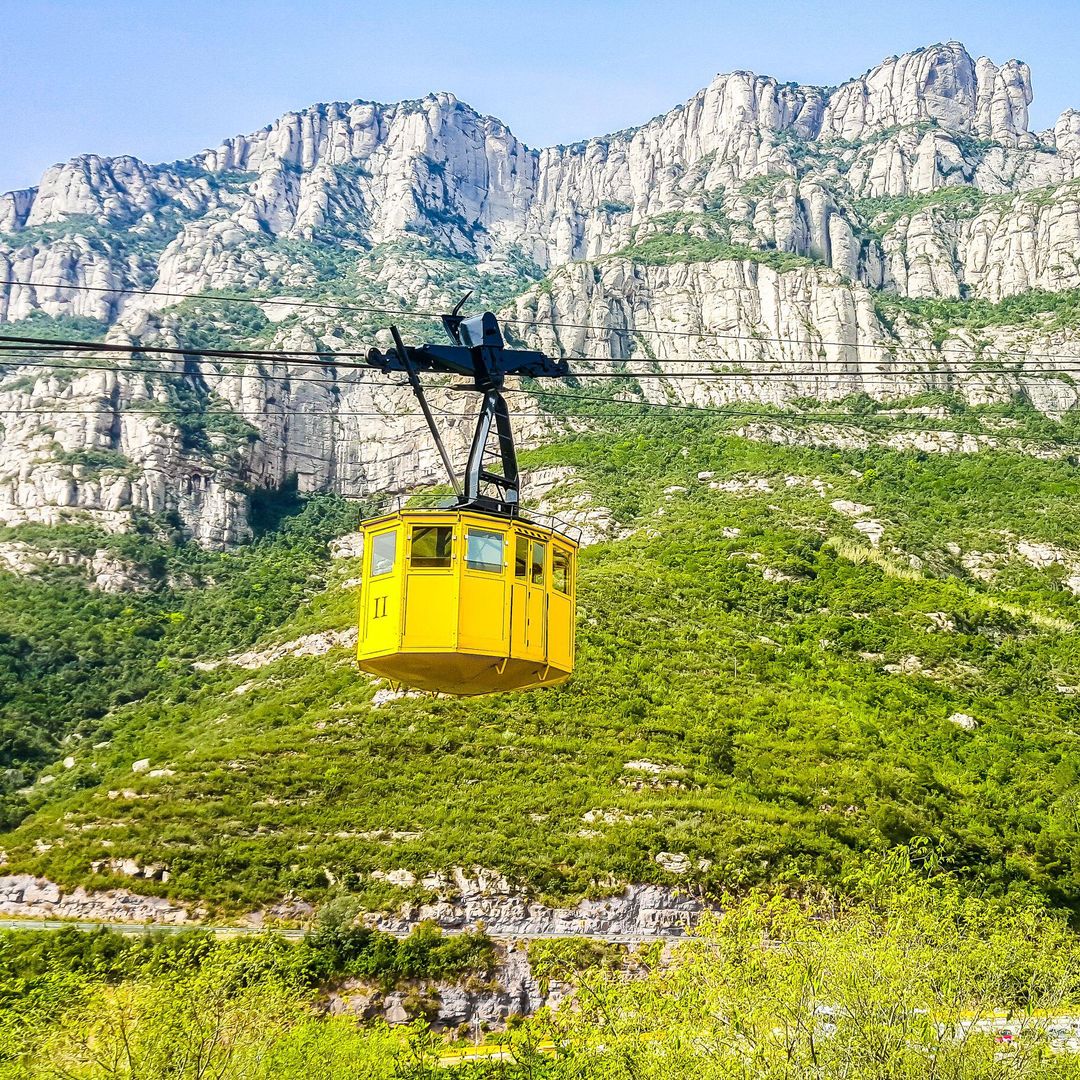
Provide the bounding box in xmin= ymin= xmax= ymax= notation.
xmin=4 ymin=855 xmax=1080 ymax=1077
xmin=140 ymin=377 xmax=260 ymax=455
xmin=0 ymin=214 xmax=110 ymax=248
xmin=854 ymin=184 xmax=987 ymax=239
xmin=522 ymin=855 xmax=1080 ymax=1078
xmin=739 ymin=173 xmax=791 ymax=198
xmin=614 ymin=210 xmax=820 ymax=271
xmin=0 ymin=494 xmax=359 ymax=828
xmin=162 ymin=297 xmax=273 ymax=353
xmin=3 ymin=411 xmax=1080 ymax=914
xmin=876 ymin=286 xmax=1080 ymax=337
xmin=0 ymin=921 xmax=492 ymax=1078
xmin=210 ymin=169 xmax=259 ymax=188
xmin=0 ymin=203 xmax=196 ymax=265
xmin=1 ymin=311 xmax=110 ymax=343
xmin=331 ymin=162 xmax=372 ymax=182
xmin=0 ymin=919 xmax=493 ymax=993
xmin=618 ymin=231 xmax=820 ymax=271
xmin=266 ymin=235 xmax=366 ymax=281
xmin=526 ymin=937 xmax=628 ymax=989
xmin=51 ymin=448 xmax=136 ymax=477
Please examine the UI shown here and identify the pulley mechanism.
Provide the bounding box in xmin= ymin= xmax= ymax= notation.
xmin=365 ymin=297 xmax=569 ymax=514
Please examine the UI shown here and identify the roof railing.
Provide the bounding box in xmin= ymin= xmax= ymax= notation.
xmin=367 ymin=492 xmax=584 ymax=544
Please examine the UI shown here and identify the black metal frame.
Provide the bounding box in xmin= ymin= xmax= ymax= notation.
xmin=366 ymin=299 xmax=568 ymax=515
xmin=371 ymin=493 xmax=585 ymax=545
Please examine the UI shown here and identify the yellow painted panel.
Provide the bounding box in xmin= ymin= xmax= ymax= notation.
xmin=403 ymin=571 xmax=458 ymax=650
xmin=510 ymin=580 xmax=528 ymax=657
xmin=459 ymin=570 xmax=508 ymax=654
xmin=527 ymin=587 xmax=546 ymax=660
xmin=358 ymin=650 xmax=571 ymax=695
xmin=547 ymin=591 xmax=573 ymax=671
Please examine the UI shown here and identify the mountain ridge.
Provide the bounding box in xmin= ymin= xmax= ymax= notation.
xmin=3 ymin=40 xmax=1080 ymax=545
xmin=0 ymin=40 xmax=1048 ymax=207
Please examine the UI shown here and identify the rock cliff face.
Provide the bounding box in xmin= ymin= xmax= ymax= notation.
xmin=3 ymin=41 xmax=1080 ymax=544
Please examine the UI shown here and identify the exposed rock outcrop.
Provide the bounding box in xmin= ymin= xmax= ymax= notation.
xmin=3 ymin=41 xmax=1080 ymax=545
xmin=369 ymin=873 xmax=704 ymax=940
xmin=0 ymin=873 xmax=190 ymax=923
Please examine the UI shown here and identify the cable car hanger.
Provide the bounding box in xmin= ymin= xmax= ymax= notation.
xmin=358 ymin=299 xmax=579 ymax=695
xmin=365 ymin=294 xmax=570 ymax=516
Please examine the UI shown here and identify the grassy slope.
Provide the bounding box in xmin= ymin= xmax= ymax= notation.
xmin=2 ymin=414 xmax=1080 ymax=915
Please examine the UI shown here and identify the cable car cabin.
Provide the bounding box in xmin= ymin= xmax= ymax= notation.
xmin=357 ymin=508 xmax=578 ymax=695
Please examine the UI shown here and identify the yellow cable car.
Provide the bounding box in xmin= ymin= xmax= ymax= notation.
xmin=356 ymin=305 xmax=577 ymax=696
xmin=356 ymin=508 xmax=578 ymax=694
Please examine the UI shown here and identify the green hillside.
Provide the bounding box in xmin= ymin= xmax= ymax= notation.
xmin=1 ymin=402 xmax=1079 ymax=916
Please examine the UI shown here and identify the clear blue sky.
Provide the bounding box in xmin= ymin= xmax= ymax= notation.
xmin=4 ymin=0 xmax=1079 ymax=194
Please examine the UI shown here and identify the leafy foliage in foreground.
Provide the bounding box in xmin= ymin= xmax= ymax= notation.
xmin=0 ymin=919 xmax=492 ymax=1001
xmin=1 ymin=410 xmax=1080 ymax=914
xmin=519 ymin=855 xmax=1080 ymax=1078
xmin=4 ymin=857 xmax=1080 ymax=1078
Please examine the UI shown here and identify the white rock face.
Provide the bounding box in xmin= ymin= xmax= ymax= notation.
xmin=0 ymin=873 xmax=189 ymax=922
xmin=0 ymin=541 xmax=151 ymax=591
xmin=370 ymin=875 xmax=704 ymax=939
xmin=655 ymin=851 xmax=692 ymax=874
xmin=3 ymin=41 xmax=1080 ymax=545
xmin=195 ymin=626 xmax=358 ymax=670
xmin=821 ymin=44 xmax=1031 ymax=145
xmin=948 ymin=712 xmax=979 ymax=730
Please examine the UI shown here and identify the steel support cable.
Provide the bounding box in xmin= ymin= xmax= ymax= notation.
xmin=0 ymin=278 xmax=437 ymax=322
xmin=556 ymin=368 xmax=1080 ymax=379
xmin=0 ymin=392 xmax=962 ymax=425
xmin=6 ymin=275 xmax=1080 ymax=363
xmin=485 ymin=384 xmax=1080 ymax=437
xmin=0 ymin=408 xmax=559 ymax=418
xmin=6 ymin=341 xmax=1080 ymax=382
xmin=0 ymin=354 xmax=378 ymax=391
xmin=8 ymin=333 xmax=1080 ymax=372
xmin=0 ymin=333 xmax=373 ymax=365
xmin=9 ymin=338 xmax=1080 ymax=372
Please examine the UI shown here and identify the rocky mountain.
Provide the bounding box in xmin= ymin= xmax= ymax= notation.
xmin=3 ymin=41 xmax=1080 ymax=544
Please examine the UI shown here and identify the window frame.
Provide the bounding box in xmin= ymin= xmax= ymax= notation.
xmin=514 ymin=535 xmax=529 ymax=579
xmin=465 ymin=527 xmax=506 ymax=574
xmin=410 ymin=524 xmax=454 ymax=570
xmin=530 ymin=540 xmax=546 ymax=586
xmin=369 ymin=530 xmax=397 ymax=578
xmin=552 ymin=546 xmax=572 ymax=595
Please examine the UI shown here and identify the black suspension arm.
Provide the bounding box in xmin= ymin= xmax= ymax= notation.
xmin=390 ymin=324 xmax=462 ymax=496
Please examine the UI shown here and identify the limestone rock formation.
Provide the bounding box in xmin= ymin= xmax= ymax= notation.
xmin=3 ymin=41 xmax=1080 ymax=544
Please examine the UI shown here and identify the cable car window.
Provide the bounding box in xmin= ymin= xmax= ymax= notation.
xmin=370 ymin=531 xmax=396 ymax=577
xmin=466 ymin=528 xmax=504 ymax=572
xmin=531 ymin=541 xmax=546 ymax=586
xmin=411 ymin=525 xmax=453 ymax=568
xmin=552 ymin=548 xmax=571 ymax=594
xmin=515 ymin=536 xmax=529 ymax=578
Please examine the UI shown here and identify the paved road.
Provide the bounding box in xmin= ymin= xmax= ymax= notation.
xmin=0 ymin=916 xmax=680 ymax=944
xmin=0 ymin=917 xmax=307 ymax=939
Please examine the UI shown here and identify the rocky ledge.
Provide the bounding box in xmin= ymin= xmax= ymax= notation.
xmin=366 ymin=870 xmax=705 ymax=940
xmin=0 ymin=873 xmax=192 ymax=923
xmin=0 ymin=869 xmax=705 ymax=942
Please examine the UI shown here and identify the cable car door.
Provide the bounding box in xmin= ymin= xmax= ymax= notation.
xmin=362 ymin=528 xmax=401 ymax=656
xmin=512 ymin=534 xmax=546 ymax=662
